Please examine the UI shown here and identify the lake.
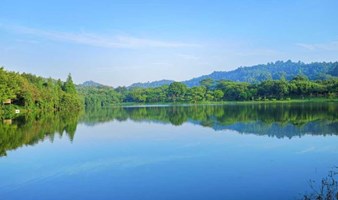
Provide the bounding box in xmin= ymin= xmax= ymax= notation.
xmin=0 ymin=103 xmax=337 ymax=200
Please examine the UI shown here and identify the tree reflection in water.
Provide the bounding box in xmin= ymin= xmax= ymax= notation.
xmin=1 ymin=103 xmax=337 ymax=157
xmin=0 ymin=111 xmax=80 ymax=157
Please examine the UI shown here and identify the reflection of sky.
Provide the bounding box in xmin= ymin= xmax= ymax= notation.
xmin=0 ymin=121 xmax=338 ymax=200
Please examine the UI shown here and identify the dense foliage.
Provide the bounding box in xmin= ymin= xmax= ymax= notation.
xmin=0 ymin=68 xmax=82 ymax=114
xmin=1 ymin=62 xmax=338 ymax=112
xmin=129 ymin=79 xmax=174 ymax=88
xmin=77 ymin=85 xmax=122 ymax=107
xmin=79 ymin=75 xmax=338 ymax=106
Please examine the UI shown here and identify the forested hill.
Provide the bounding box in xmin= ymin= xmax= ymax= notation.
xmin=129 ymin=61 xmax=338 ymax=88
xmin=79 ymin=80 xmax=106 ymax=87
xmin=129 ymin=80 xmax=174 ymax=88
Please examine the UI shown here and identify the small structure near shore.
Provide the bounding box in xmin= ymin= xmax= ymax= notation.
xmin=3 ymin=119 xmax=12 ymax=125
xmin=3 ymin=99 xmax=11 ymax=105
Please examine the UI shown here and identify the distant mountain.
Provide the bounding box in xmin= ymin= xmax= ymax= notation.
xmin=183 ymin=61 xmax=337 ymax=87
xmin=128 ymin=61 xmax=338 ymax=88
xmin=128 ymin=79 xmax=174 ymax=88
xmin=79 ymin=80 xmax=107 ymax=87
xmin=329 ymin=64 xmax=338 ymax=76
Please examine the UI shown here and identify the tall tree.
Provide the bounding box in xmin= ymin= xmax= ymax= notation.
xmin=63 ymin=74 xmax=77 ymax=94
xmin=168 ymin=82 xmax=187 ymax=102
xmin=200 ymin=78 xmax=214 ymax=90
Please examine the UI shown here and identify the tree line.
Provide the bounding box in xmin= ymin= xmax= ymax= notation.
xmin=1 ymin=67 xmax=337 ymax=111
xmin=78 ymin=75 xmax=338 ymax=106
xmin=129 ymin=61 xmax=338 ymax=87
xmin=0 ymin=67 xmax=82 ymax=114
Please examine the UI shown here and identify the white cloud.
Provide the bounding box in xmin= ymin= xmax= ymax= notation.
xmin=176 ymin=54 xmax=200 ymax=60
xmin=296 ymin=43 xmax=316 ymax=51
xmin=1 ymin=24 xmax=199 ymax=49
xmin=232 ymin=48 xmax=281 ymax=57
xmin=296 ymin=40 xmax=338 ymax=51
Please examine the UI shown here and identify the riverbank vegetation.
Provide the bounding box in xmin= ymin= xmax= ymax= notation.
xmin=0 ymin=67 xmax=82 ymax=115
xmin=78 ymin=75 xmax=338 ymax=107
xmin=1 ymin=67 xmax=337 ymax=112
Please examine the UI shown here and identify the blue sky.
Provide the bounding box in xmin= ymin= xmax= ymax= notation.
xmin=1 ymin=0 xmax=338 ymax=86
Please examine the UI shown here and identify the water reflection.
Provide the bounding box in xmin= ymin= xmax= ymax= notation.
xmin=82 ymin=103 xmax=338 ymax=138
xmin=0 ymin=111 xmax=80 ymax=157
xmin=0 ymin=103 xmax=337 ymax=157
xmin=1 ymin=103 xmax=338 ymax=200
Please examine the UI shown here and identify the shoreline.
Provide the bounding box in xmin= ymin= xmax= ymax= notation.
xmin=108 ymin=98 xmax=338 ymax=108
xmin=2 ymin=98 xmax=337 ymax=116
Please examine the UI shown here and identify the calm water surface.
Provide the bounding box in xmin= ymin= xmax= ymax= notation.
xmin=0 ymin=103 xmax=337 ymax=200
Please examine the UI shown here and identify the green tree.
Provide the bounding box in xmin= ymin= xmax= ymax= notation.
xmin=168 ymin=82 xmax=187 ymax=102
xmin=63 ymin=74 xmax=77 ymax=94
xmin=187 ymin=86 xmax=206 ymax=102
xmin=214 ymin=90 xmax=224 ymax=101
xmin=200 ymin=78 xmax=214 ymax=90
